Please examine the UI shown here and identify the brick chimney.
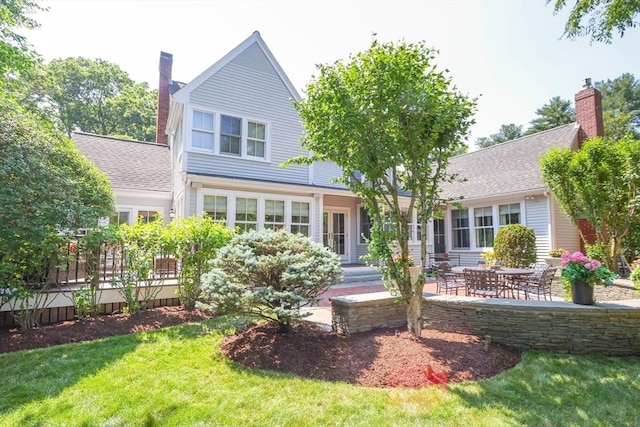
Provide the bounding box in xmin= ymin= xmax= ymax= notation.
xmin=156 ymin=51 xmax=173 ymax=145
xmin=574 ymin=78 xmax=605 ymax=253
xmin=574 ymin=78 xmax=604 ymax=146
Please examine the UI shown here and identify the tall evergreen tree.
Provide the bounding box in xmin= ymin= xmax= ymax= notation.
xmin=525 ymin=96 xmax=575 ymax=135
xmin=475 ymin=123 xmax=524 ymax=149
xmin=596 ymin=73 xmax=640 ymax=139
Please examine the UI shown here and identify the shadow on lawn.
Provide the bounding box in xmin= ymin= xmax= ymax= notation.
xmin=0 ymin=320 xmax=218 ymax=416
xmin=450 ymin=350 xmax=640 ymax=425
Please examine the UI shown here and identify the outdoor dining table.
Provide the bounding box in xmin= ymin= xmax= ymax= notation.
xmin=451 ymin=266 xmax=535 ymax=298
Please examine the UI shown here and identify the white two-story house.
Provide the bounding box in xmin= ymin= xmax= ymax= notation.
xmin=77 ymin=31 xmax=603 ymax=267
xmin=158 ymin=31 xmax=426 ymax=264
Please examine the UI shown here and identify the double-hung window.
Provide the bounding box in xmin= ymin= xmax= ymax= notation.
xmin=192 ymin=111 xmax=214 ymax=150
xmin=291 ymin=202 xmax=310 ymax=236
xmin=264 ymin=199 xmax=285 ymax=230
xmin=247 ymin=121 xmax=266 ymax=158
xmin=110 ymin=210 xmax=131 ymax=226
xmin=499 ymin=203 xmax=521 ymax=226
xmin=220 ymin=115 xmax=242 ymax=156
xmin=235 ymin=198 xmax=258 ymax=232
xmin=138 ymin=210 xmax=159 ymax=224
xmin=474 ymin=206 xmax=494 ymax=248
xmin=204 ymin=195 xmax=228 ymax=221
xmin=452 ymin=209 xmax=470 ymax=249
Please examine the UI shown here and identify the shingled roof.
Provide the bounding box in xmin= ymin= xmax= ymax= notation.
xmin=72 ymin=132 xmax=171 ymax=193
xmin=441 ymin=123 xmax=579 ymax=202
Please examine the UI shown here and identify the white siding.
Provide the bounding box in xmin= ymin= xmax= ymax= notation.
xmin=313 ymin=160 xmax=347 ymax=189
xmin=524 ymin=197 xmax=550 ymax=261
xmin=549 ymin=196 xmax=581 ymax=253
xmin=186 ymin=60 xmax=308 ymax=184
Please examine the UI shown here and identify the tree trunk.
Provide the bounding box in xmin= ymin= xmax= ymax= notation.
xmin=406 ymin=266 xmax=424 ymax=338
xmin=406 ymin=290 xmax=423 ymax=338
xmin=278 ymin=318 xmax=291 ymax=334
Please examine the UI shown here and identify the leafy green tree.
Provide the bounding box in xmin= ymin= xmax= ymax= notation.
xmin=37 ymin=57 xmax=157 ymax=141
xmin=287 ymin=39 xmax=475 ymax=338
xmin=0 ymin=0 xmax=43 ymax=91
xmin=475 ymin=123 xmax=524 ymax=149
xmin=526 ymin=96 xmax=576 ymax=135
xmin=199 ymin=230 xmax=343 ymax=333
xmin=596 ymin=73 xmax=640 ymax=139
xmin=540 ymin=135 xmax=640 ymax=272
xmin=547 ymin=0 xmax=640 ymax=43
xmin=0 ymin=95 xmax=114 ymax=327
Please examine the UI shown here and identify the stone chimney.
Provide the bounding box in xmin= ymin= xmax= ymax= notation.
xmin=574 ymin=78 xmax=604 ymax=146
xmin=156 ymin=51 xmax=173 ymax=145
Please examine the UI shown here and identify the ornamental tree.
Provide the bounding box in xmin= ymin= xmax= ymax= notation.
xmin=286 ymin=38 xmax=475 ymax=338
xmin=199 ymin=230 xmax=343 ymax=333
xmin=540 ymin=136 xmax=640 ymax=272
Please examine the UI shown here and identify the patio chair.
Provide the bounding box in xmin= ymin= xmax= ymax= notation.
xmin=463 ymin=268 xmax=502 ymax=298
xmin=511 ymin=263 xmax=549 ymax=298
xmin=521 ymin=267 xmax=557 ymax=300
xmin=435 ymin=263 xmax=465 ymax=295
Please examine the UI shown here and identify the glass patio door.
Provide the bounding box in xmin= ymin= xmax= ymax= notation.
xmin=323 ymin=209 xmax=348 ymax=262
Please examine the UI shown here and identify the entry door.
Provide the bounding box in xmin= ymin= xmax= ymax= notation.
xmin=323 ymin=209 xmax=349 ymax=262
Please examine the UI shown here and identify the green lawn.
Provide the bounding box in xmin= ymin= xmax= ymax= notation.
xmin=1 ymin=316 xmax=638 ymax=426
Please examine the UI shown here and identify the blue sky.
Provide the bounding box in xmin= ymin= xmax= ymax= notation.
xmin=28 ymin=0 xmax=640 ymax=145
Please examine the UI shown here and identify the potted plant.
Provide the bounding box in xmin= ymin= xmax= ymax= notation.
xmin=545 ymin=248 xmax=566 ymax=267
xmin=561 ymin=251 xmax=617 ymax=305
xmin=480 ymin=249 xmax=496 ymax=268
xmin=391 ymin=252 xmax=421 ymax=284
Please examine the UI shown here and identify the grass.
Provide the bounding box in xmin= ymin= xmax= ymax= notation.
xmin=0 ymin=316 xmax=639 ymax=426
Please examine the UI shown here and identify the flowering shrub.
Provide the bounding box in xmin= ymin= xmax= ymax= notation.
xmin=630 ymin=259 xmax=640 ymax=290
xmin=549 ymin=248 xmax=566 ymax=258
xmin=561 ymin=251 xmax=617 ymax=287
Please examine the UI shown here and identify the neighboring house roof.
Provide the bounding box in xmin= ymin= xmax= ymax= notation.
xmin=72 ymin=132 xmax=172 ymax=193
xmin=171 ymin=31 xmax=301 ymax=104
xmin=441 ymin=123 xmax=579 ymax=202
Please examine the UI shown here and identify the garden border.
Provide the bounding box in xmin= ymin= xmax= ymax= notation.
xmin=331 ymin=292 xmax=640 ymax=356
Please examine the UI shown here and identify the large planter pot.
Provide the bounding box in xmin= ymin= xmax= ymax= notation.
xmin=571 ymin=281 xmax=594 ymax=305
xmin=409 ymin=265 xmax=422 ymax=284
xmin=391 ymin=266 xmax=423 ymax=288
xmin=544 ymin=257 xmax=563 ymax=267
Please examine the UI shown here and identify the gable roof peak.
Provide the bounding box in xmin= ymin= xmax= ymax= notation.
xmin=172 ymin=31 xmax=301 ymax=103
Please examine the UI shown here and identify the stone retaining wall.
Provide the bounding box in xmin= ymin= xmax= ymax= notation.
xmin=331 ymin=292 xmax=640 ymax=356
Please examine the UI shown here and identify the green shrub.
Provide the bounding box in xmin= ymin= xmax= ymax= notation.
xmin=493 ymin=224 xmax=537 ymax=268
xmin=112 ymin=218 xmax=167 ymax=314
xmin=199 ymin=229 xmax=343 ymax=333
xmin=164 ymin=215 xmax=235 ymax=309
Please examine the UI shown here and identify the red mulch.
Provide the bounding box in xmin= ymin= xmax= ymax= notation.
xmin=0 ymin=306 xmax=522 ymax=388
